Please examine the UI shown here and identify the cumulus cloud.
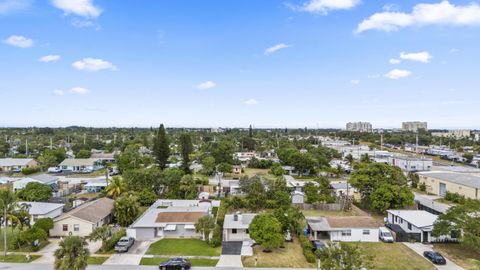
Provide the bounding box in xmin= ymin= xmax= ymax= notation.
xmin=195 ymin=81 xmax=216 ymax=90
xmin=53 ymin=89 xmax=64 ymax=96
xmin=293 ymin=0 xmax=361 ymax=14
xmin=389 ymin=58 xmax=401 ymax=64
xmin=3 ymin=35 xmax=33 ymax=48
xmin=400 ymin=51 xmax=432 ymax=63
xmin=69 ymin=87 xmax=89 ymax=94
xmin=265 ymin=43 xmax=290 ymax=55
xmin=384 ymin=69 xmax=412 ymax=79
xmin=244 ymin=98 xmax=259 ymax=106
xmin=51 ymin=0 xmax=102 ymax=18
xmin=356 ymin=1 xmax=480 ymax=33
xmin=72 ymin=58 xmax=117 ymax=72
xmin=39 ymin=55 xmax=61 ymax=63
xmin=0 ymin=0 xmax=32 ymax=14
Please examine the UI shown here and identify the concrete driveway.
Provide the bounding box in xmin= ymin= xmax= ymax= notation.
xmin=32 ymin=239 xmax=60 ymax=264
xmin=216 ymin=255 xmax=243 ymax=268
xmin=103 ymin=241 xmax=152 ymax=265
xmin=403 ymin=242 xmax=464 ymax=270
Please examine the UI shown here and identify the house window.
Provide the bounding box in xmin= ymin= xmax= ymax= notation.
xmin=408 ymin=223 xmax=412 ymax=230
xmin=232 ymin=229 xmax=237 ymax=234
xmin=363 ymin=230 xmax=370 ymax=235
xmin=62 ymin=224 xmax=68 ymax=232
xmin=74 ymin=224 xmax=80 ymax=232
xmin=341 ymin=230 xmax=351 ymax=236
xmin=246 ymin=229 xmax=249 ymax=234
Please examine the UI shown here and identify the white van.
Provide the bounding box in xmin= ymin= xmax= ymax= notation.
xmin=379 ymin=227 xmax=394 ymax=243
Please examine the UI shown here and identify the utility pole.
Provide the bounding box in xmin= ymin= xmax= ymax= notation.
xmin=380 ymin=134 xmax=384 ymax=150
xmin=83 ymin=133 xmax=86 ymax=145
xmin=25 ymin=139 xmax=28 ymax=156
xmin=50 ymin=137 xmax=53 ymax=150
xmin=416 ymin=133 xmax=419 ymax=155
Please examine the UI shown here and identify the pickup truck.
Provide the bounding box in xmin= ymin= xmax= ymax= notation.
xmin=114 ymin=237 xmax=135 ymax=253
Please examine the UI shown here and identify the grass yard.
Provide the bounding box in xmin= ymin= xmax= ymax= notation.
xmin=433 ymin=243 xmax=480 ymax=270
xmin=140 ymin=257 xmax=219 ymax=266
xmin=242 ymin=168 xmax=271 ymax=177
xmin=302 ymin=209 xmax=358 ymax=217
xmin=350 ymin=243 xmax=435 ymax=270
xmin=242 ymin=240 xmax=315 ymax=268
xmin=87 ymin=256 xmax=109 ymax=265
xmin=0 ymin=254 xmax=41 ymax=263
xmin=145 ymin=239 xmax=221 ymax=256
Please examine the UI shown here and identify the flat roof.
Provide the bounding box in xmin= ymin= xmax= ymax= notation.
xmin=418 ymin=171 xmax=480 ymax=189
xmin=387 ymin=210 xmax=438 ymax=228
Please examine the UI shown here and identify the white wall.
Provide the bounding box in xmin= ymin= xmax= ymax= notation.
xmin=31 ymin=207 xmax=63 ymax=225
xmin=50 ymin=217 xmax=94 ymax=237
xmin=223 ymin=228 xmax=251 ymax=242
xmin=329 ymin=228 xmax=379 ymax=242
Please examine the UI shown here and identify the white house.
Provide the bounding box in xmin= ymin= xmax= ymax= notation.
xmin=127 ymin=199 xmax=220 ymax=241
xmin=13 ymin=174 xmax=59 ymax=192
xmin=0 ymin=158 xmax=38 ymax=172
xmin=58 ymin=158 xmax=103 ymax=172
xmin=386 ymin=210 xmax=449 ymax=243
xmin=291 ymin=190 xmax=305 ymax=204
xmin=19 ymin=202 xmax=64 ymax=225
xmin=221 ymin=180 xmax=242 ymax=195
xmin=223 ymin=213 xmax=257 ymax=242
xmin=307 ymin=216 xmax=380 ymax=242
xmin=50 ymin=198 xmax=114 ymax=237
xmin=330 ymin=182 xmax=356 ymax=197
xmin=285 ymin=175 xmax=319 ymax=192
xmin=388 ymin=156 xmax=432 ymax=172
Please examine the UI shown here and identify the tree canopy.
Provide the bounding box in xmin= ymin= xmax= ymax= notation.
xmin=249 ymin=213 xmax=284 ymax=252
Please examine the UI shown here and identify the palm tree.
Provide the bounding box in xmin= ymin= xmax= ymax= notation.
xmin=113 ymin=194 xmax=139 ymax=227
xmin=195 ymin=216 xmax=216 ymax=241
xmin=89 ymin=226 xmax=112 ymax=252
xmin=105 ymin=176 xmax=127 ymax=199
xmin=54 ymin=236 xmax=90 ymax=270
xmin=0 ymin=189 xmax=18 ymax=256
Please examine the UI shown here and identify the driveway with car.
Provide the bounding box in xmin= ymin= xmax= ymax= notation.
xmin=103 ymin=241 xmax=152 ymax=265
xmin=403 ymin=242 xmax=464 ymax=270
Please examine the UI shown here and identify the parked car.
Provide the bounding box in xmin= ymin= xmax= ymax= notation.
xmin=82 ymin=168 xmax=93 ymax=173
xmin=423 ymin=251 xmax=447 ymax=265
xmin=159 ymin=258 xmax=191 ymax=270
xmin=114 ymin=237 xmax=135 ymax=253
xmin=48 ymin=167 xmax=62 ymax=173
xmin=311 ymin=240 xmax=327 ymax=252
xmin=379 ymin=227 xmax=394 ymax=243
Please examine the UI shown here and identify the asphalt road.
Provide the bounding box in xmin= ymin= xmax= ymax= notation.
xmin=0 ymin=264 xmax=315 ymax=270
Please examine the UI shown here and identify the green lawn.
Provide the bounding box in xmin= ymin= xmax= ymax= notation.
xmin=433 ymin=243 xmax=480 ymax=270
xmin=349 ymin=243 xmax=435 ymax=270
xmin=145 ymin=239 xmax=221 ymax=256
xmin=0 ymin=228 xmax=48 ymax=252
xmin=0 ymin=254 xmax=41 ymax=263
xmin=87 ymin=256 xmax=109 ymax=265
xmin=140 ymin=257 xmax=218 ymax=267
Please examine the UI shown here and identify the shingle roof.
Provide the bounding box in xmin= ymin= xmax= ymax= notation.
xmin=223 ymin=213 xmax=257 ymax=229
xmin=418 ymin=171 xmax=480 ymax=189
xmin=59 ymin=158 xmax=100 ymax=167
xmin=56 ymin=197 xmax=113 ymax=224
xmin=28 ymin=174 xmax=58 ymax=183
xmin=19 ymin=202 xmax=64 ymax=215
xmin=0 ymin=158 xmax=35 ymax=167
xmin=306 ymin=216 xmax=380 ymax=231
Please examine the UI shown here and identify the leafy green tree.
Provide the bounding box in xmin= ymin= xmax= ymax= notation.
xmin=195 ymin=215 xmax=216 ymax=241
xmin=33 ymin=218 xmax=54 ymax=235
xmin=463 ymin=153 xmax=474 ymax=163
xmin=54 ymin=236 xmax=90 ymax=270
xmin=433 ymin=199 xmax=480 ymax=251
xmin=210 ymin=140 xmax=236 ymax=165
xmin=123 ymin=166 xmax=162 ymax=193
xmin=408 ymin=172 xmax=420 ymax=188
xmin=89 ymin=226 xmax=113 ymax=252
xmin=136 ymin=189 xmax=157 ymax=206
xmin=290 ymin=152 xmax=317 ymax=176
xmin=38 ymin=154 xmax=58 ymax=169
xmin=217 ymin=162 xmax=233 ymax=174
xmin=304 ymin=182 xmax=319 ymax=204
xmin=153 ymin=124 xmax=170 ymax=169
xmin=0 ymin=189 xmax=18 ymax=256
xmin=105 ymin=176 xmax=127 ymax=199
xmin=249 ymin=213 xmax=284 ymax=252
xmin=179 ymin=175 xmax=198 ymax=199
xmin=201 ymin=155 xmax=216 ymax=175
xmin=113 ymin=194 xmax=140 ymax=227
xmin=316 ymin=242 xmax=373 ymax=270
xmin=273 ymin=206 xmax=304 ymax=234
xmin=369 ymin=184 xmax=414 ymax=212
xmin=116 ymin=144 xmax=143 ymax=173
xmin=17 ymin=182 xmax=52 ymax=202
xmin=76 ymin=149 xmax=91 ymax=158
xmin=179 ymin=133 xmax=193 ymax=173
xmin=241 ymin=177 xmax=267 ymax=211
xmin=270 ymin=163 xmax=285 ymax=176
xmin=20 ymin=227 xmax=48 ymax=251
xmin=161 ymin=168 xmax=185 ymax=198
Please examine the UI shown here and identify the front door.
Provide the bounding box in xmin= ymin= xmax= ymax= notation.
xmin=422 ymin=231 xmax=429 ymax=243
xmin=439 ymin=183 xmax=447 ymax=197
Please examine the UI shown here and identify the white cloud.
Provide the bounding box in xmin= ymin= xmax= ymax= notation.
xmin=244 ymin=99 xmax=259 ymax=106
xmin=389 ymin=58 xmax=401 ymax=64
xmin=295 ymin=0 xmax=361 ymax=14
xmin=53 ymin=89 xmax=64 ymax=96
xmin=3 ymin=35 xmax=33 ymax=48
xmin=71 ymin=18 xmax=96 ymax=28
xmin=69 ymin=87 xmax=89 ymax=94
xmin=0 ymin=0 xmax=31 ymax=14
xmin=356 ymin=1 xmax=480 ymax=33
xmin=39 ymin=55 xmax=61 ymax=63
xmin=72 ymin=58 xmax=117 ymax=72
xmin=367 ymin=74 xmax=380 ymax=79
xmin=350 ymin=79 xmax=360 ymax=85
xmin=265 ymin=43 xmax=290 ymax=55
xmin=195 ymin=81 xmax=216 ymax=90
xmin=400 ymin=51 xmax=432 ymax=63
xmin=51 ymin=0 xmax=102 ymax=18
xmin=384 ymin=69 xmax=412 ymax=79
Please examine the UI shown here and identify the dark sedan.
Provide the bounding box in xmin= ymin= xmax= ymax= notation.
xmin=423 ymin=251 xmax=447 ymax=265
xmin=159 ymin=258 xmax=191 ymax=270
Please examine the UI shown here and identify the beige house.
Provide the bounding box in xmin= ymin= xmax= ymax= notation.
xmin=0 ymin=158 xmax=38 ymax=172
xmin=417 ymin=172 xmax=480 ymax=200
xmin=50 ymin=198 xmax=114 ymax=237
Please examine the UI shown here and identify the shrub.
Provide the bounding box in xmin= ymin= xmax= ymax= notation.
xmin=103 ymin=229 xmax=126 ymax=252
xmin=20 ymin=227 xmax=48 ymax=251
xmin=419 ymin=182 xmax=426 ymax=192
xmin=21 ymin=166 xmax=41 ymax=175
xmin=444 ymin=192 xmax=466 ymax=204
xmin=33 ymin=218 xmax=54 ymax=235
xmin=209 ymin=225 xmax=222 ymax=247
xmin=299 ymin=235 xmax=316 ymax=263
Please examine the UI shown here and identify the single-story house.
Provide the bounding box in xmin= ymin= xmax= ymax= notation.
xmin=291 ymin=190 xmax=305 ymax=204
xmin=0 ymin=158 xmax=38 ymax=172
xmin=50 ymin=197 xmax=114 ymax=237
xmin=221 ymin=179 xmax=242 ymax=195
xmin=127 ymin=199 xmax=220 ymax=241
xmin=417 ymin=171 xmax=480 ymax=200
xmin=13 ymin=174 xmax=59 ymax=192
xmin=19 ymin=201 xmax=64 ymax=225
xmin=84 ymin=178 xmax=108 ymax=193
xmin=330 ymin=182 xmax=356 ymax=197
xmin=223 ymin=213 xmax=257 ymax=243
xmin=307 ymin=216 xmax=380 ymax=242
xmin=90 ymin=150 xmax=117 ymax=163
xmin=386 ymin=210 xmax=453 ymax=243
xmin=232 ymin=165 xmax=242 ymax=174
xmin=285 ymin=175 xmax=319 ymax=192
xmin=414 ymin=192 xmax=451 ymax=215
xmin=282 ymin=166 xmax=311 ymax=176
xmin=58 ymin=158 xmax=103 ymax=172
xmin=388 ymin=156 xmax=432 ymax=172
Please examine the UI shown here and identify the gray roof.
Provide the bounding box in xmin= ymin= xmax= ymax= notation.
xmin=0 ymin=158 xmax=36 ymax=167
xmin=55 ymin=198 xmax=113 ymax=223
xmin=418 ymin=172 xmax=480 ymax=189
xmin=28 ymin=174 xmax=58 ymax=184
xmin=223 ymin=213 xmax=257 ymax=229
xmin=19 ymin=202 xmax=64 ymax=215
xmin=330 ymin=182 xmax=352 ymax=190
xmin=59 ymin=158 xmax=100 ymax=167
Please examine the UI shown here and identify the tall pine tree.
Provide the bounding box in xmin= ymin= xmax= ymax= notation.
xmin=153 ymin=124 xmax=170 ymax=169
xmin=179 ymin=133 xmax=193 ymax=173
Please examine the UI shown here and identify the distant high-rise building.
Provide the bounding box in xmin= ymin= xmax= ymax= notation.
xmin=346 ymin=122 xmax=373 ymax=133
xmin=402 ymin=121 xmax=428 ymax=132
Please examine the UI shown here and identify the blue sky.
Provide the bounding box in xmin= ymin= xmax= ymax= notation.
xmin=1 ymin=0 xmax=480 ymax=129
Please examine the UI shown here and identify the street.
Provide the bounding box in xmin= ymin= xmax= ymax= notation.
xmin=0 ymin=264 xmax=316 ymax=270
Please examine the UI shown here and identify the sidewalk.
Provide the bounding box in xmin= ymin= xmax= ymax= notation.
xmin=403 ymin=242 xmax=464 ymax=270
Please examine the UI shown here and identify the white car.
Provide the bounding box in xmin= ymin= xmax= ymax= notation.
xmin=48 ymin=167 xmax=62 ymax=173
xmin=379 ymin=227 xmax=394 ymax=243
